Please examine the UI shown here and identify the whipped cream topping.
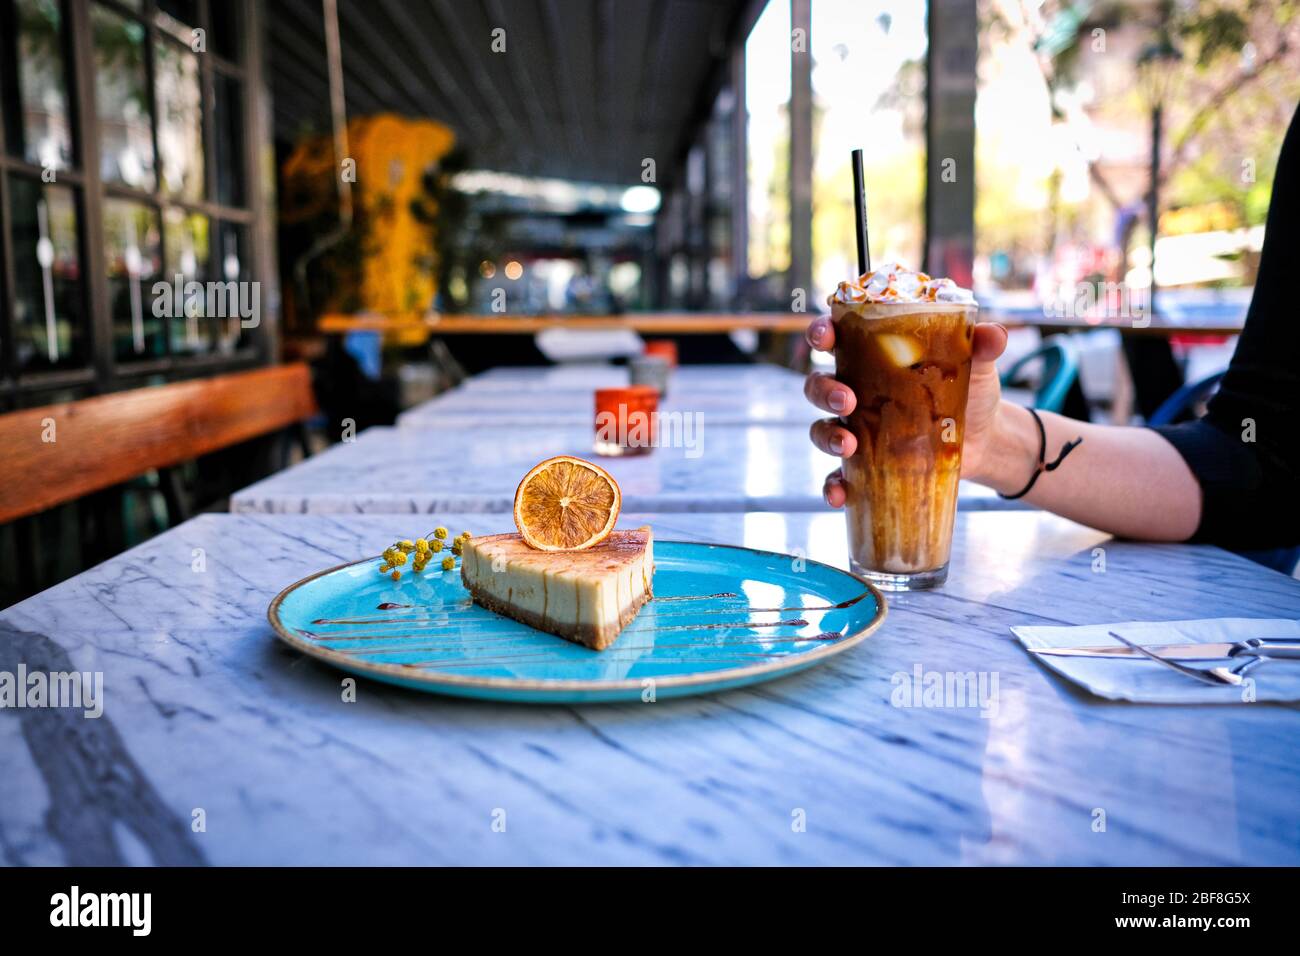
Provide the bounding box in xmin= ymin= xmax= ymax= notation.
xmin=830 ymin=262 xmax=976 ymax=306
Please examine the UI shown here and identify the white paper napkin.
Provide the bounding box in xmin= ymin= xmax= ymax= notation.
xmin=1011 ymin=618 xmax=1300 ymax=703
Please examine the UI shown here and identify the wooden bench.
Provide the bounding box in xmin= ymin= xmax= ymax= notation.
xmin=0 ymin=364 xmax=318 ymax=525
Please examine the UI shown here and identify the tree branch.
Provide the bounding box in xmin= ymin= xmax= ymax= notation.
xmin=1159 ymin=36 xmax=1292 ymax=186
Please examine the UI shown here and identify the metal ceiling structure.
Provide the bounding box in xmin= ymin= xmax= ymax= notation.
xmin=266 ymin=0 xmax=758 ymax=186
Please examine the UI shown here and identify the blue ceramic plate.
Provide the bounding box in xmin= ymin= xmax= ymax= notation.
xmin=268 ymin=541 xmax=886 ymax=703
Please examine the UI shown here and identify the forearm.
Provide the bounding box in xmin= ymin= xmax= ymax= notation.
xmin=968 ymin=402 xmax=1203 ymax=541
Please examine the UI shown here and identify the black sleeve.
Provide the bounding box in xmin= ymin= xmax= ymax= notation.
xmin=1150 ymin=102 xmax=1300 ymax=551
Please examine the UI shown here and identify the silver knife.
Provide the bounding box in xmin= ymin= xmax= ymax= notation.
xmin=1030 ymin=637 xmax=1300 ymax=661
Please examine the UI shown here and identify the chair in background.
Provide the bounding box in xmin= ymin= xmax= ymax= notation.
xmin=999 ymin=335 xmax=1080 ymax=413
xmin=1146 ymin=370 xmax=1226 ymax=426
xmin=1142 ymin=368 xmax=1297 ymax=576
xmin=1239 ymin=547 xmax=1300 ymax=577
xmin=343 ymin=329 xmax=384 ymax=381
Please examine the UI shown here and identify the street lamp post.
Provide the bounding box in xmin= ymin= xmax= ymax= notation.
xmin=1125 ymin=31 xmax=1185 ymax=420
xmin=1137 ymin=36 xmax=1182 ymax=320
xmin=1147 ymin=99 xmax=1162 ymax=313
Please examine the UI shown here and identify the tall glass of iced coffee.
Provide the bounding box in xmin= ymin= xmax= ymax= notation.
xmin=829 ymin=264 xmax=977 ymax=590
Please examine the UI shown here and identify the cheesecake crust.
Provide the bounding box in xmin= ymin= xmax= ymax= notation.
xmin=464 ymin=578 xmax=652 ymax=651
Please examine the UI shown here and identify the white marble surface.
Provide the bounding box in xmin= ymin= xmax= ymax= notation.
xmin=232 ymin=424 xmax=1013 ymax=514
xmin=459 ymin=363 xmax=805 ymax=393
xmin=400 ymin=363 xmax=812 ymax=428
xmin=2 ymin=510 xmax=1297 ymax=865
xmin=398 ymin=377 xmax=815 ymax=428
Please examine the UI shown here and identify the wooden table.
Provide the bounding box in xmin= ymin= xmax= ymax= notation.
xmin=996 ymin=313 xmax=1244 ymax=337
xmin=319 ymin=312 xmax=813 ymax=336
xmin=324 ymin=311 xmax=1245 ymax=339
xmin=3 ymin=510 xmax=1296 ymax=865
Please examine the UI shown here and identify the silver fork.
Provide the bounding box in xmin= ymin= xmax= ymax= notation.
xmin=1108 ymin=632 xmax=1268 ymax=687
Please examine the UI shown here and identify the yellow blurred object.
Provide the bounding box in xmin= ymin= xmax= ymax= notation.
xmin=281 ymin=114 xmax=455 ymax=333
xmin=354 ymin=115 xmax=454 ymax=314
xmin=1160 ymin=201 xmax=1240 ymax=237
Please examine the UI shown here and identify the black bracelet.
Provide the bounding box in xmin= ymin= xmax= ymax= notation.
xmin=997 ymin=406 xmax=1084 ymax=500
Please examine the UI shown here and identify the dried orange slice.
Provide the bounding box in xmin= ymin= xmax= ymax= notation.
xmin=513 ymin=456 xmax=621 ymax=551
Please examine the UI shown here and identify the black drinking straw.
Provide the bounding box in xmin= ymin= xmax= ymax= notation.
xmin=851 ymin=148 xmax=871 ymax=275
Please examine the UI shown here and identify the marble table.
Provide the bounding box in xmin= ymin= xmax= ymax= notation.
xmin=398 ymin=390 xmax=816 ymax=428
xmin=232 ymin=424 xmax=1014 ymax=514
xmin=457 ymin=363 xmax=806 ymax=393
xmin=398 ymin=376 xmax=814 ymax=428
xmin=3 ymin=510 xmax=1297 ymax=865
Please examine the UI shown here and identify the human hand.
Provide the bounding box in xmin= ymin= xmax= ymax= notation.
xmin=804 ymin=315 xmax=1010 ymax=507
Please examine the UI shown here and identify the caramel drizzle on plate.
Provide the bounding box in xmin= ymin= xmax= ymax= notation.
xmin=297 ymin=590 xmax=869 ymax=668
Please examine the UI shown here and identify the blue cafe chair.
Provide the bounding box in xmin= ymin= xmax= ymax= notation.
xmin=1147 ymin=370 xmax=1226 ymax=426
xmin=999 ymin=335 xmax=1080 ymax=413
xmin=1145 ymin=369 xmax=1297 ymax=575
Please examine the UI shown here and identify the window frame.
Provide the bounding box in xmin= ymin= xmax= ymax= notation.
xmin=0 ymin=0 xmax=271 ymax=410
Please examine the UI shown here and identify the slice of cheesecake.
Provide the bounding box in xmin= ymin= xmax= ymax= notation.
xmin=461 ymin=526 xmax=654 ymax=651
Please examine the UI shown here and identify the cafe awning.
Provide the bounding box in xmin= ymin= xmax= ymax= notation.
xmin=267 ymin=0 xmax=759 ymax=186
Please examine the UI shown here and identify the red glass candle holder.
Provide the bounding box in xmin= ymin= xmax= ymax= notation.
xmin=593 ymin=386 xmax=658 ymax=457
xmin=643 ymin=339 xmax=678 ymax=367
